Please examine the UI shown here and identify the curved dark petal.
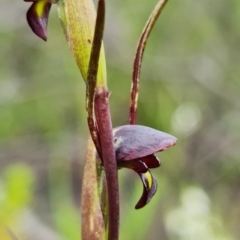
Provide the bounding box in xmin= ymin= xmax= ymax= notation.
xmin=26 ymin=1 xmax=52 ymax=41
xmin=141 ymin=154 xmax=160 ymax=168
xmin=113 ymin=125 xmax=177 ymax=161
xmin=135 ymin=170 xmax=157 ymax=209
xmin=119 ymin=154 xmax=160 ymax=169
xmin=118 ymin=159 xmax=148 ymax=173
xmin=119 ymin=160 xmax=158 ymax=209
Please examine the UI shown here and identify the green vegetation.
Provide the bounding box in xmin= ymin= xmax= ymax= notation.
xmin=0 ymin=0 xmax=240 ymax=239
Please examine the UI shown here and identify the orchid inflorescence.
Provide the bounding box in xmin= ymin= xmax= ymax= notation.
xmin=24 ymin=0 xmax=176 ymax=210
xmin=23 ymin=0 xmax=176 ymax=239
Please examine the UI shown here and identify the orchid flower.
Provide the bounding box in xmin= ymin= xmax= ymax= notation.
xmin=113 ymin=125 xmax=177 ymax=209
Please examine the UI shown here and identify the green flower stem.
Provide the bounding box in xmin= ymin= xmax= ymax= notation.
xmin=129 ymin=0 xmax=169 ymax=124
xmin=81 ymin=137 xmax=106 ymax=240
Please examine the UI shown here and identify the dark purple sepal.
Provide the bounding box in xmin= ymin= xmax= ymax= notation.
xmin=118 ymin=159 xmax=148 ymax=173
xmin=113 ymin=125 xmax=177 ymax=161
xmin=118 ymin=155 xmax=160 ymax=171
xmin=141 ymin=154 xmax=160 ymax=168
xmin=26 ymin=1 xmax=52 ymax=41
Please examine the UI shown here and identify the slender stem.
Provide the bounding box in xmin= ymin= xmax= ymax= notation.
xmin=86 ymin=1 xmax=119 ymax=239
xmin=86 ymin=0 xmax=105 ymax=156
xmin=81 ymin=137 xmax=105 ymax=240
xmin=95 ymin=87 xmax=119 ymax=240
xmin=129 ymin=0 xmax=169 ymax=124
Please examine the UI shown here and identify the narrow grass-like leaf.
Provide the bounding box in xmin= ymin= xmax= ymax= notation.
xmin=129 ymin=0 xmax=169 ymax=124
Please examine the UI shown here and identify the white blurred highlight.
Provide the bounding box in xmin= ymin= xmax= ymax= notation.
xmin=165 ymin=186 xmax=235 ymax=240
xmin=171 ymin=102 xmax=202 ymax=136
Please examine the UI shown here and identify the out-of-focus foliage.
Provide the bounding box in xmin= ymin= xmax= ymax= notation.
xmin=0 ymin=0 xmax=240 ymax=239
xmin=165 ymin=186 xmax=234 ymax=240
xmin=0 ymin=164 xmax=33 ymax=240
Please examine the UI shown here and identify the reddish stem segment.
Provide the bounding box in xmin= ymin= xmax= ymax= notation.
xmin=95 ymin=87 xmax=119 ymax=240
xmin=81 ymin=137 xmax=105 ymax=240
xmin=86 ymin=0 xmax=105 ymax=157
xmin=129 ymin=0 xmax=169 ymax=124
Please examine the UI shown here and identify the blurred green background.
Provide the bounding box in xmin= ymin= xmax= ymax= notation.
xmin=1 ymin=0 xmax=240 ymax=239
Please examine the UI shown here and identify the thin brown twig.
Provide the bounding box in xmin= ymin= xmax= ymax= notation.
xmin=86 ymin=0 xmax=106 ymax=156
xmin=129 ymin=0 xmax=169 ymax=124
